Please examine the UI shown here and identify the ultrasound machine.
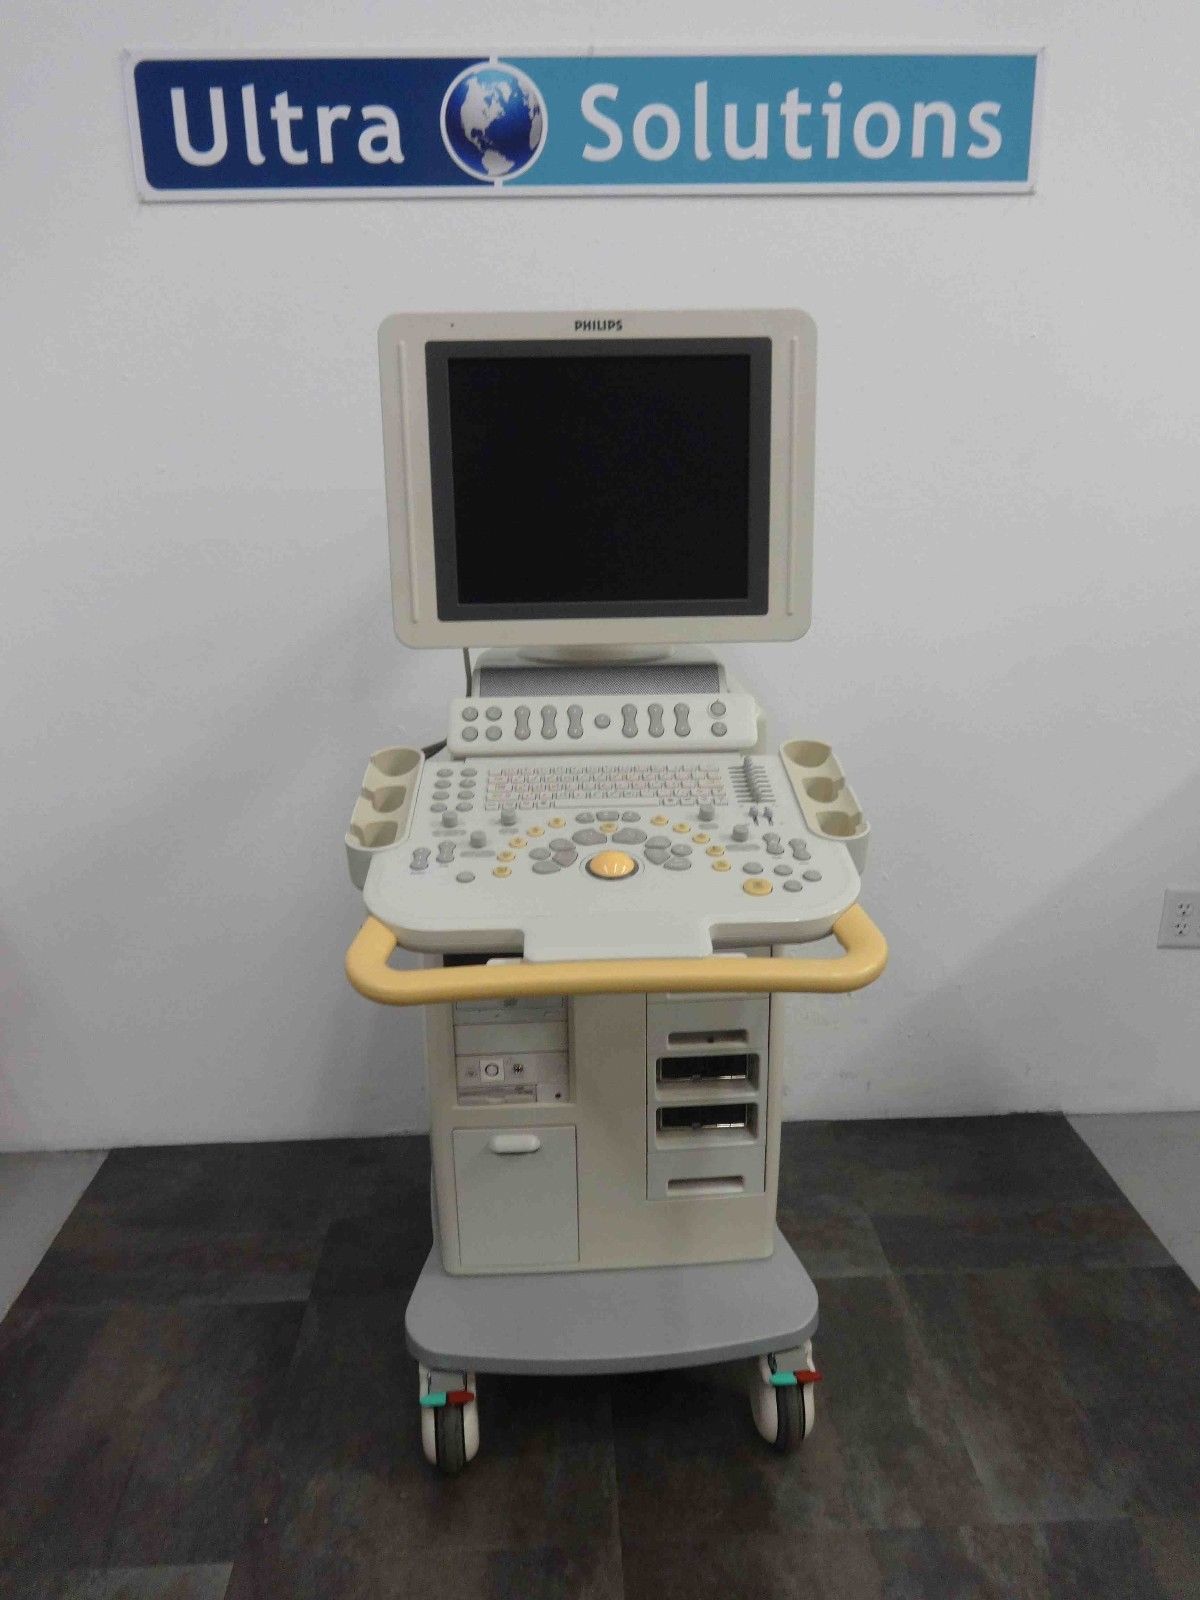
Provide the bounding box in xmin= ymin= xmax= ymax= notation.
xmin=344 ymin=310 xmax=887 ymax=1472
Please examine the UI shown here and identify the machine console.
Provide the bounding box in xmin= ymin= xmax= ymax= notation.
xmin=361 ymin=747 xmax=862 ymax=963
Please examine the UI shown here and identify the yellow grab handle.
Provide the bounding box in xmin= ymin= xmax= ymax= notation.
xmin=346 ymin=902 xmax=887 ymax=1008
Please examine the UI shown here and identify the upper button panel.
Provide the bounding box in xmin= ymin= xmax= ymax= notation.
xmin=447 ymin=692 xmax=757 ymax=754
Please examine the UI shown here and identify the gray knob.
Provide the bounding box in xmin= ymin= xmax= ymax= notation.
xmin=514 ymin=705 xmax=531 ymax=740
xmin=699 ymin=802 xmax=716 ymax=822
xmin=621 ymin=703 xmax=638 ymax=738
xmin=674 ymin=702 xmax=691 ymax=738
xmin=540 ymin=705 xmax=557 ymax=739
xmin=567 ymin=703 xmax=584 ymax=739
xmin=441 ymin=811 xmax=457 ymax=829
xmin=437 ymin=841 xmax=455 ymax=863
xmin=501 ymin=806 xmax=518 ymax=827
xmin=469 ymin=830 xmax=486 ymax=849
xmin=647 ymin=703 xmax=664 ymax=738
xmin=733 ymin=823 xmax=750 ymax=842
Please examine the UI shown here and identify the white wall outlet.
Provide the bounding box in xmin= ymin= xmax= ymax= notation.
xmin=1158 ymin=891 xmax=1200 ymax=949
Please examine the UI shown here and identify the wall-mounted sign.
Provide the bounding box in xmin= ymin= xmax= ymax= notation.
xmin=125 ymin=49 xmax=1042 ymax=201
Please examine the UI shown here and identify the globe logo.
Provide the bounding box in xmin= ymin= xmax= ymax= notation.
xmin=441 ymin=62 xmax=547 ymax=182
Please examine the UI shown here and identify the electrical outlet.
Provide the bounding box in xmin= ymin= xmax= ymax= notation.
xmin=1158 ymin=891 xmax=1200 ymax=949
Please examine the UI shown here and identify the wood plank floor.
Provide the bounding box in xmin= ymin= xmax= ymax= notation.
xmin=2 ymin=1116 xmax=1198 ymax=1598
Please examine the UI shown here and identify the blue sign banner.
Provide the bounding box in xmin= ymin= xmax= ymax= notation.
xmin=125 ymin=50 xmax=1042 ymax=200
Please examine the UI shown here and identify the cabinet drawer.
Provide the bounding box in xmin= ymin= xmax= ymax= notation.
xmin=453 ymin=1125 xmax=579 ymax=1269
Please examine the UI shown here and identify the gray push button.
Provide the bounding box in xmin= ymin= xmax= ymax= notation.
xmin=597 ymin=810 xmax=619 ymax=821
xmin=461 ymin=726 xmax=478 ymax=742
xmin=664 ymin=856 xmax=692 ymax=871
xmin=766 ymin=843 xmax=785 ymax=856
xmin=501 ymin=806 xmax=518 ymax=827
xmin=430 ymin=803 xmax=447 ymax=813
xmin=529 ymin=847 xmax=551 ymax=860
xmin=733 ymin=823 xmax=750 ymax=842
xmin=671 ymin=842 xmax=693 ymax=857
xmin=711 ymin=722 xmax=727 ymax=737
xmin=573 ymin=828 xmax=606 ymax=846
xmin=551 ymin=847 xmax=578 ymax=866
xmin=410 ymin=848 xmax=430 ymax=870
xmin=648 ymin=835 xmax=671 ymax=849
xmin=647 ymin=703 xmax=665 ymax=738
xmin=514 ymin=705 xmax=531 ymax=741
xmin=469 ymin=830 xmax=487 ymax=848
xmin=614 ymin=828 xmax=648 ymax=844
xmin=674 ymin=703 xmax=691 ymax=737
xmin=743 ymin=861 xmax=764 ymax=874
xmin=456 ymin=801 xmax=473 ymax=811
xmin=621 ymin=703 xmax=638 ymax=738
xmin=709 ymin=700 xmax=726 ymax=716
xmin=532 ymin=859 xmax=561 ymax=875
xmin=594 ymin=713 xmax=611 ymax=729
xmin=461 ymin=708 xmax=478 ymax=722
xmin=437 ymin=841 xmax=456 ymax=863
xmin=774 ymin=863 xmax=793 ymax=876
xmin=456 ymin=871 xmax=475 ymax=884
xmin=440 ymin=812 xmax=457 ymax=829
xmin=575 ymin=812 xmax=595 ymax=823
xmin=803 ymin=869 xmax=823 ymax=882
xmin=485 ymin=726 xmax=502 ymax=742
xmin=783 ymin=879 xmax=803 ymax=892
xmin=621 ymin=811 xmax=641 ymax=822
xmin=699 ymin=802 xmax=716 ymax=822
xmin=485 ymin=705 xmax=502 ymax=721
xmin=540 ymin=705 xmax=557 ymax=739
xmin=567 ymin=704 xmax=584 ymax=739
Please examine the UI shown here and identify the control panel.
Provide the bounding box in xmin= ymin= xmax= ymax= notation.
xmin=362 ymin=752 xmax=862 ymax=962
xmin=447 ymin=693 xmax=758 ymax=756
xmin=451 ymin=994 xmax=570 ymax=1106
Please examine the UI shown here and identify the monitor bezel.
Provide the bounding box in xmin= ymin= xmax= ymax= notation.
xmin=378 ymin=309 xmax=816 ymax=648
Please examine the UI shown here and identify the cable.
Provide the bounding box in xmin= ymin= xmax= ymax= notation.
xmin=463 ymin=646 xmax=473 ymax=696
xmin=422 ymin=739 xmax=447 ymax=758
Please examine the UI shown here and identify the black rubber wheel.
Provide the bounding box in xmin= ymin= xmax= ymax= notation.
xmin=434 ymin=1403 xmax=467 ymax=1475
xmin=771 ymin=1383 xmax=805 ymax=1454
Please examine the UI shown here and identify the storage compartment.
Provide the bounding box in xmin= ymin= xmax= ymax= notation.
xmin=657 ymin=1103 xmax=756 ymax=1139
xmin=452 ymin=1125 xmax=579 ymax=1269
xmin=656 ymin=1051 xmax=758 ymax=1087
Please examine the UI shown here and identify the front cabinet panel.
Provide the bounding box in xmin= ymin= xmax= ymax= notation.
xmin=453 ymin=1126 xmax=579 ymax=1269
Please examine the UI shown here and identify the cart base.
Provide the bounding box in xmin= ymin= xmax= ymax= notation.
xmin=405 ymin=1226 xmax=818 ymax=1376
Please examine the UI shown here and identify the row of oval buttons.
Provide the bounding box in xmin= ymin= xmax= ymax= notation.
xmin=460 ymin=701 xmax=729 ymax=741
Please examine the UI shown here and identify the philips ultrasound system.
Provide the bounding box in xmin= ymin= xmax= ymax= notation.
xmin=345 ymin=310 xmax=886 ymax=1472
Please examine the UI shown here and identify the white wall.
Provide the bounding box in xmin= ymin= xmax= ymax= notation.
xmin=3 ymin=0 xmax=1199 ymax=1150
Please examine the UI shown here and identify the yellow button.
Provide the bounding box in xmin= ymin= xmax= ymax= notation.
xmin=743 ymin=878 xmax=773 ymax=896
xmin=509 ymin=836 xmax=527 ymax=848
xmin=693 ymin=833 xmax=710 ymax=844
xmin=586 ymin=850 xmax=638 ymax=880
xmin=651 ymin=815 xmax=669 ymax=827
xmin=673 ymin=822 xmax=691 ymax=834
xmin=549 ymin=817 xmax=566 ymax=828
xmin=497 ymin=850 xmax=516 ymax=862
xmin=493 ymin=865 xmax=511 ymax=878
xmin=706 ymin=844 xmax=725 ymax=857
xmin=712 ymin=859 xmax=731 ymax=872
xmin=528 ymin=825 xmax=545 ymax=836
xmin=599 ymin=821 xmax=618 ymax=834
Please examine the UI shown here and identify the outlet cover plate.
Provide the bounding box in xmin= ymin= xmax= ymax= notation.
xmin=1158 ymin=890 xmax=1200 ymax=949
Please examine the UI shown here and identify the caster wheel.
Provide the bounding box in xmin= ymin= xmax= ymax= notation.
xmin=419 ymin=1364 xmax=480 ymax=1472
xmin=750 ymin=1348 xmax=816 ymax=1452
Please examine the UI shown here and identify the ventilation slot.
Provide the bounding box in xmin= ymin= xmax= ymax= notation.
xmin=666 ymin=1175 xmax=746 ymax=1197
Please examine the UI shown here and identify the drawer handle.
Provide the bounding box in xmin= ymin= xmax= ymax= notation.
xmin=487 ymin=1133 xmax=542 ymax=1155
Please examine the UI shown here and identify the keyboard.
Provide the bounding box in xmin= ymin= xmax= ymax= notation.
xmin=483 ymin=761 xmax=730 ymax=810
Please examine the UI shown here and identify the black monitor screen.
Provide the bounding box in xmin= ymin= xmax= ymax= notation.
xmin=424 ymin=338 xmax=771 ymax=621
